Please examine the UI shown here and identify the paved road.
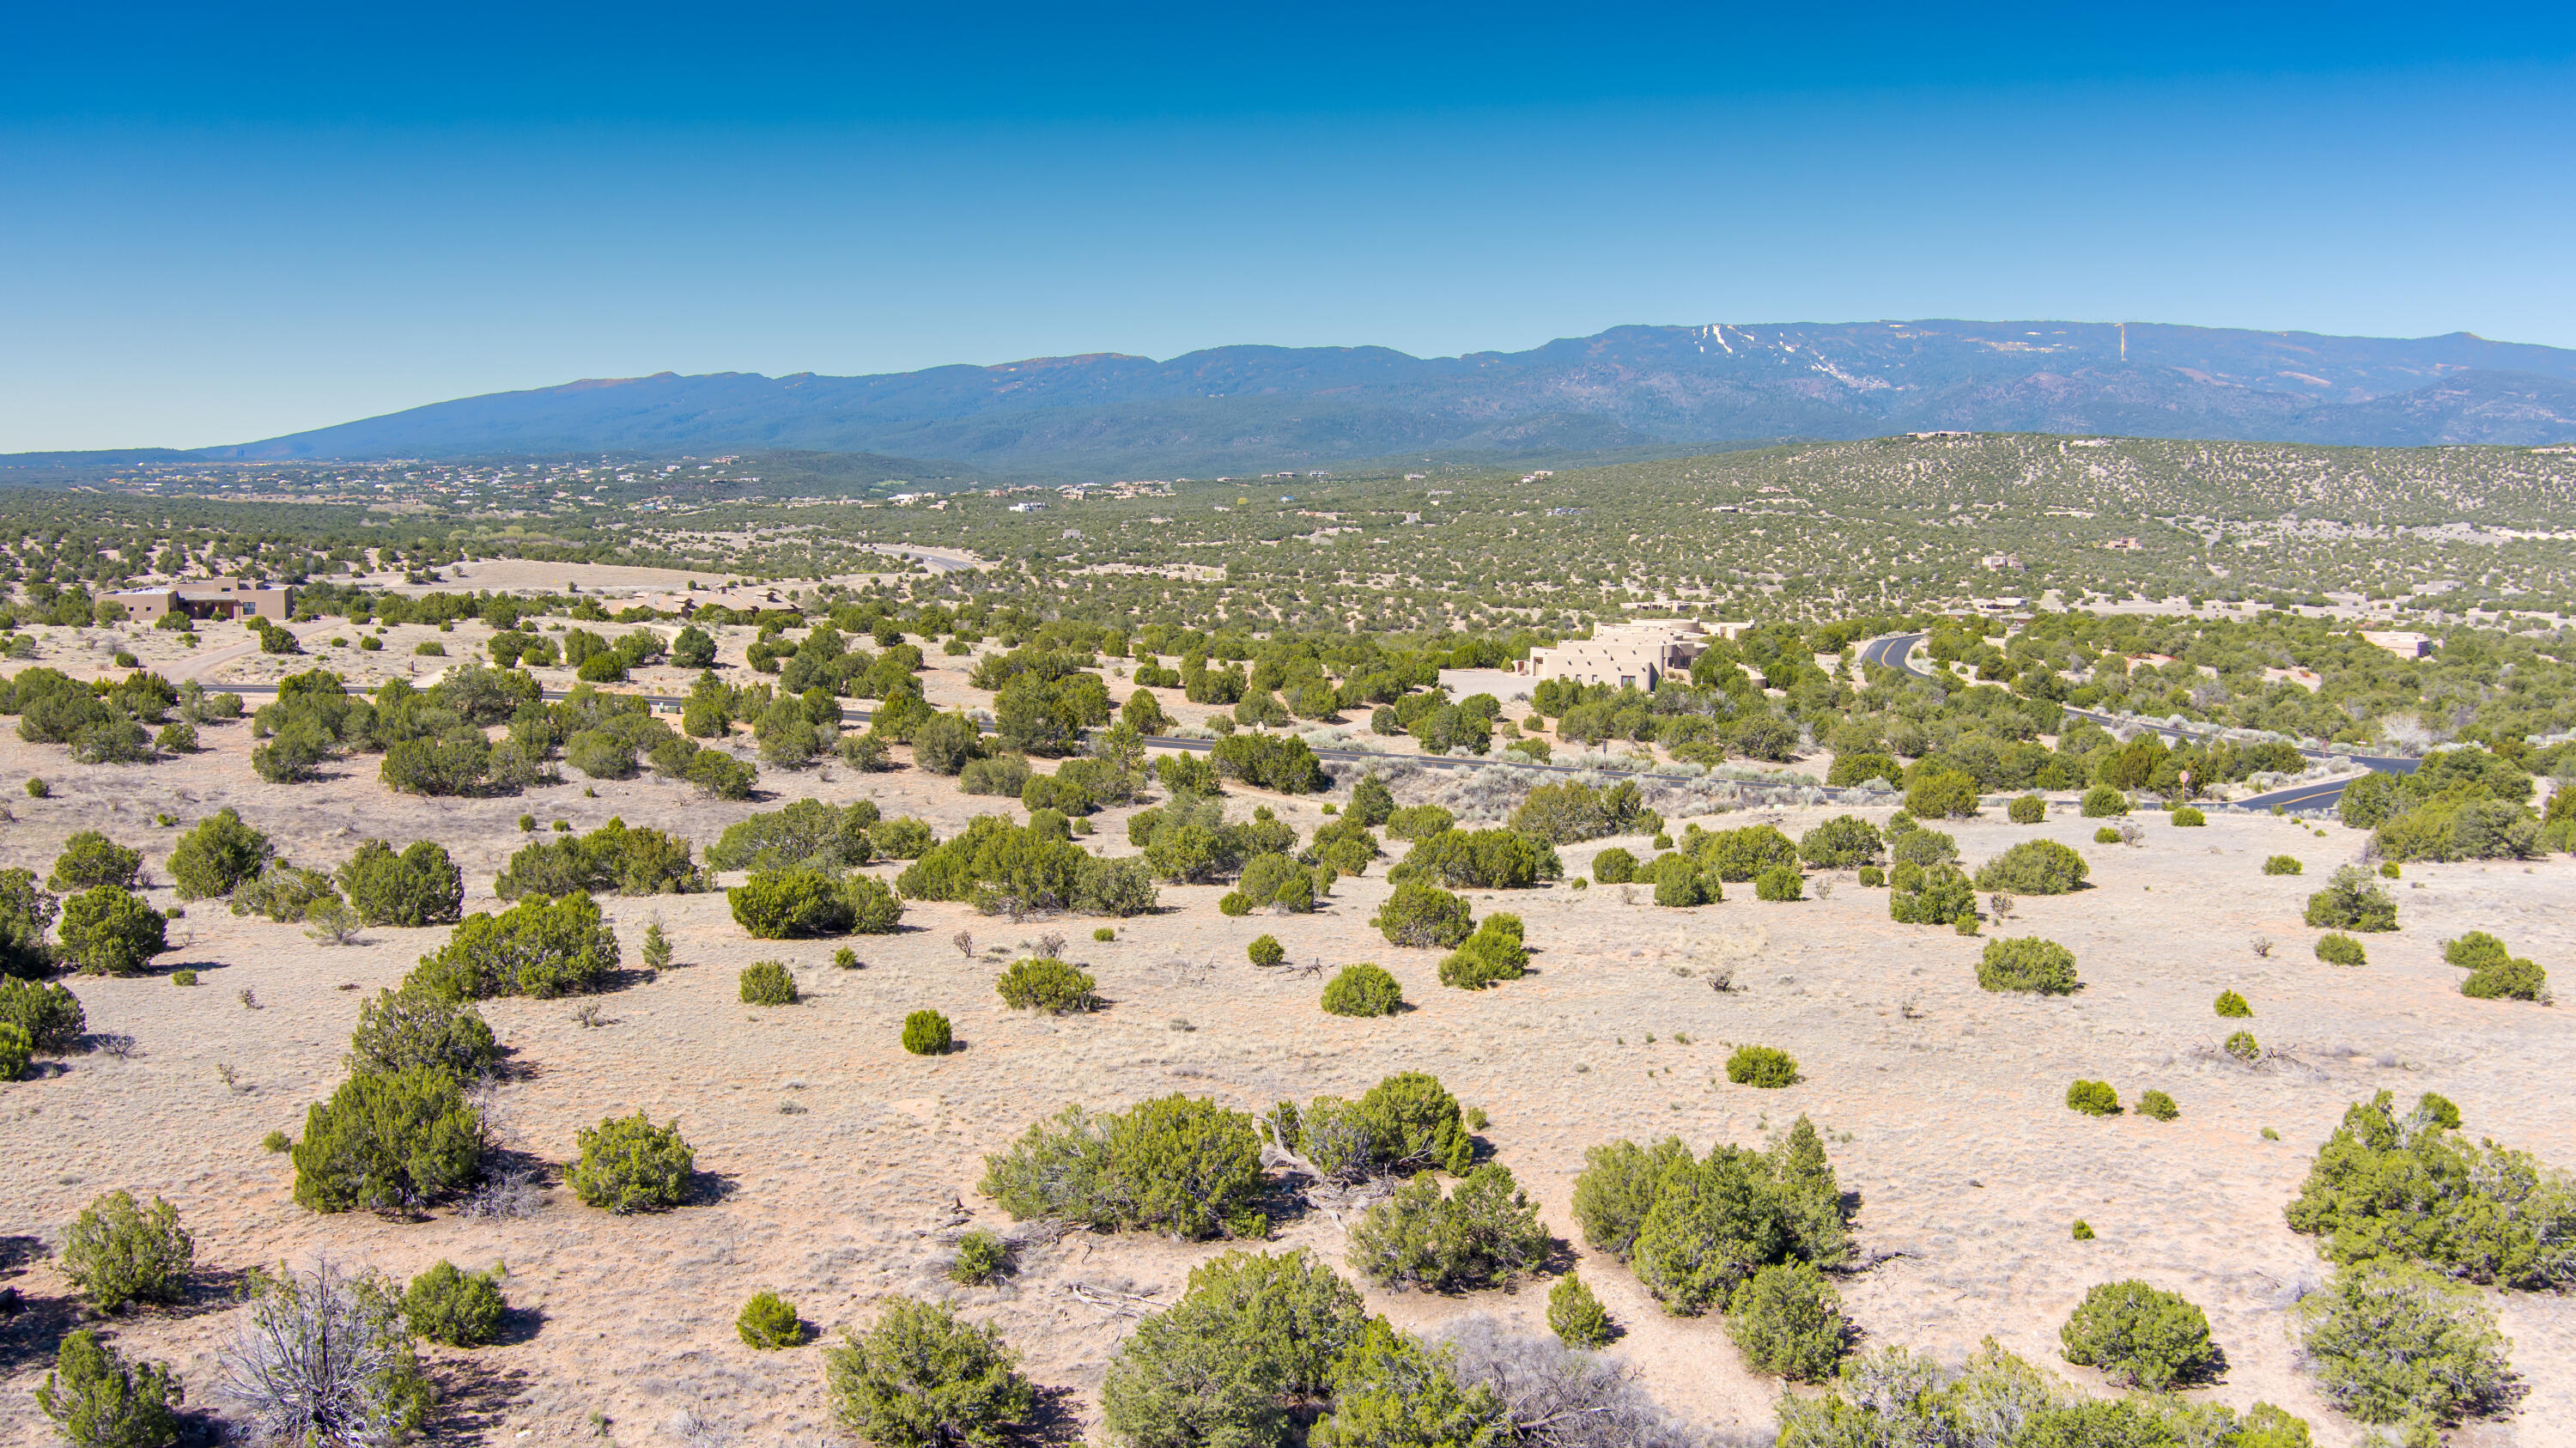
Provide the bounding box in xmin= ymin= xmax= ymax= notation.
xmin=1862 ymin=631 xmax=2415 ymax=812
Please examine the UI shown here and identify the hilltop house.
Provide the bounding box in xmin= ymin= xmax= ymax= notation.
xmin=107 ymin=580 xmax=295 ymax=623
xmin=1516 ymin=620 xmax=1716 ymax=691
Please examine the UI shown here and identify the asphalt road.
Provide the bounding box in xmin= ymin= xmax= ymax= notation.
xmin=1861 ymin=631 xmax=2414 ymax=812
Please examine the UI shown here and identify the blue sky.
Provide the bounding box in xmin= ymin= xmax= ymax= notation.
xmin=5 ymin=1 xmax=2573 ymax=451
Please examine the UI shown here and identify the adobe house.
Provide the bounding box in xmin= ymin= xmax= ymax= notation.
xmin=107 ymin=580 xmax=296 ymax=623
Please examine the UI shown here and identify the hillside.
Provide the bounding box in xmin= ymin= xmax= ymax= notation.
xmin=179 ymin=320 xmax=2576 ymax=472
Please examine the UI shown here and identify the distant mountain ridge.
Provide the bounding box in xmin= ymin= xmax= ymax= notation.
xmin=190 ymin=320 xmax=2576 ymax=472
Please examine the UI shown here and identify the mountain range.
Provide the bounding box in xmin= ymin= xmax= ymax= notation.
xmin=128 ymin=320 xmax=2576 ymax=474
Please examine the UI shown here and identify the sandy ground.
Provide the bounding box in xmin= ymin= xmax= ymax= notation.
xmin=0 ymin=703 xmax=2570 ymax=1447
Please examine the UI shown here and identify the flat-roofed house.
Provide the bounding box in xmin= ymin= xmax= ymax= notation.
xmin=108 ymin=581 xmax=296 ymax=623
xmin=1516 ymin=622 xmax=1710 ymax=691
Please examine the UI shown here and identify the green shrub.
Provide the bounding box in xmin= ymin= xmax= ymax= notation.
xmin=25 ymin=776 xmax=48 ymax=798
xmin=403 ymin=1260 xmax=507 ymax=1347
xmin=2263 ymin=855 xmax=2303 ymax=875
xmin=2380 ymin=860 xmax=2403 ymax=878
xmin=0 ymin=976 xmax=85 ymax=1052
xmin=738 ymin=1291 xmax=804 ymax=1348
xmin=292 ymin=1067 xmax=484 ymax=1214
xmin=2138 ymin=1091 xmax=2179 ymax=1122
xmin=1793 ymin=816 xmax=1885 ymax=872
xmin=2316 ymin=933 xmax=2368 ymax=967
xmin=981 ymin=1094 xmax=1265 ymax=1238
xmin=1726 ymin=1044 xmax=1799 ymax=1088
xmin=336 ymin=839 xmax=465 ymax=926
xmin=60 ymin=1190 xmax=193 ymax=1311
xmin=2286 ymin=1089 xmax=2576 ymax=1287
xmin=1728 ymin=1260 xmax=1846 ymax=1382
xmin=50 ymin=832 xmax=142 ymax=892
xmin=826 ymin=1296 xmax=1034 ymax=1448
xmin=1547 ymin=1273 xmax=1613 ymax=1348
xmin=349 ymin=983 xmax=498 ymax=1081
xmin=1383 ymin=804 xmax=1455 ymax=840
xmin=1437 ymin=914 xmax=1527 ymax=989
xmin=2081 ymin=787 xmax=2130 ymax=818
xmin=2008 ymin=794 xmax=2046 ymax=824
xmin=2058 ymin=1281 xmax=2216 ymax=1390
xmin=740 ymin=960 xmax=799 ymax=1006
xmin=1100 ymin=1250 xmax=1366 ymax=1448
xmin=1372 ymin=879 xmax=1474 ymax=949
xmin=569 ymin=1111 xmax=694 ymax=1214
xmin=1974 ymin=839 xmax=2091 ymax=896
xmin=2306 ymin=866 xmax=2398 ymax=932
xmin=1590 ymin=846 xmax=1637 ymax=884
xmin=950 ymin=1229 xmax=1010 ymax=1285
xmin=2294 ymin=1259 xmax=2512 ymax=1428
xmin=1346 ymin=1162 xmax=1550 ymax=1292
xmin=57 ymin=886 xmax=168 ymax=976
xmin=2171 ymin=806 xmax=2207 ymax=826
xmin=495 ymin=819 xmax=700 ymax=901
xmin=0 ymin=1020 xmax=30 ymax=1081
xmin=1978 ymin=937 xmax=2081 ymax=995
xmin=2442 ymin=931 xmax=2511 ymax=969
xmin=2461 ymin=956 xmax=2548 ymax=1001
xmin=36 ymin=1329 xmax=181 ymax=1448
xmin=903 ymin=1009 xmax=953 ymax=1055
xmin=1693 ymin=825 xmax=1797 ymax=883
xmin=996 ymin=958 xmax=1097 ymax=1013
xmin=728 ymin=869 xmax=842 ymax=938
xmin=1391 ymin=827 xmax=1559 ymax=890
xmin=1904 ymin=769 xmax=1981 ymax=819
xmin=1321 ymin=963 xmax=1402 ymax=1018
xmin=706 ymin=797 xmax=881 ymax=873
xmin=2215 ymin=989 xmax=2252 ymax=1018
xmin=1888 ymin=865 xmax=1975 ymax=927
xmin=1246 ymin=934 xmax=1285 ymax=967
xmin=1273 ymin=1071 xmax=1476 ymax=1183
xmin=2225 ymin=1031 xmax=2261 ymax=1062
xmin=1856 ymin=865 xmax=1885 ymax=887
xmin=2066 ymin=1080 xmax=2121 ymax=1116
xmin=2093 ymin=825 xmax=2122 ymax=843
xmin=2073 ymin=1220 xmax=2095 ymax=1240
xmin=410 ymin=891 xmax=619 ymax=999
xmin=1753 ymin=865 xmax=1804 ymax=901
xmin=169 ymin=970 xmax=195 ymax=987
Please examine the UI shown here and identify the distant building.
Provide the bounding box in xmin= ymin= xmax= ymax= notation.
xmin=109 ymin=580 xmax=295 ymax=623
xmin=2361 ymin=630 xmax=2435 ymax=659
xmin=1516 ymin=621 xmax=1716 ymax=691
xmin=1978 ymin=554 xmax=2026 ymax=571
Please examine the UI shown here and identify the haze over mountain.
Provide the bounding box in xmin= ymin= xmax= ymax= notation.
xmin=191 ymin=320 xmax=2576 ymax=474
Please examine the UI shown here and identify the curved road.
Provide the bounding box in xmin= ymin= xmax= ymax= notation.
xmin=1861 ymin=632 xmax=2415 ymax=812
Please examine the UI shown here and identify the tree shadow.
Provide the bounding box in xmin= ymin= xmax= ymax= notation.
xmin=431 ymin=1354 xmax=536 ymax=1445
xmin=491 ymin=1302 xmax=548 ymax=1348
xmin=682 ymin=1169 xmax=742 ymax=1208
xmin=166 ymin=1263 xmax=255 ymax=1319
xmin=0 ymin=1288 xmax=83 ymax=1376
xmin=1018 ymin=1383 xmax=1091 ymax=1447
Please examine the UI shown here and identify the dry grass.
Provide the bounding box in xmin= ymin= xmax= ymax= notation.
xmin=2 ymin=720 xmax=2572 ymax=1446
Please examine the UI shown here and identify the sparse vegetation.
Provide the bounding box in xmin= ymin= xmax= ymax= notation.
xmin=2215 ymin=989 xmax=2251 ymax=1018
xmin=2057 ymin=1281 xmax=2218 ymax=1390
xmin=995 ymin=957 xmax=1097 ymax=1013
xmin=2138 ymin=1090 xmax=2179 ymax=1121
xmin=1973 ymin=838 xmax=2089 ymax=895
xmin=1726 ymin=1044 xmax=1800 ymax=1088
xmin=903 ymin=1009 xmax=953 ymax=1055
xmin=2264 ymin=855 xmax=2303 ymax=875
xmin=737 ymin=1291 xmax=804 ymax=1348
xmin=2294 ymin=1259 xmax=2513 ymax=1431
xmin=2306 ymin=866 xmax=2398 ymax=933
xmin=2066 ymin=1080 xmax=2121 ymax=1116
xmin=60 ymin=1190 xmax=194 ymax=1311
xmin=1978 ymin=936 xmax=2081 ymax=995
xmin=1321 ymin=963 xmax=1403 ymax=1017
xmin=739 ymin=960 xmax=799 ymax=1005
xmin=569 ymin=1111 xmax=695 ymax=1214
xmin=403 ymin=1260 xmax=507 ymax=1348
xmin=2286 ymin=1090 xmax=2575 ymax=1287
xmin=981 ymin=1094 xmax=1264 ymax=1238
xmin=2316 ymin=933 xmax=2368 ymax=966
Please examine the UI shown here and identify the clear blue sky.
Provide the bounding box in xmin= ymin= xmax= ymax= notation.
xmin=5 ymin=1 xmax=2573 ymax=451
